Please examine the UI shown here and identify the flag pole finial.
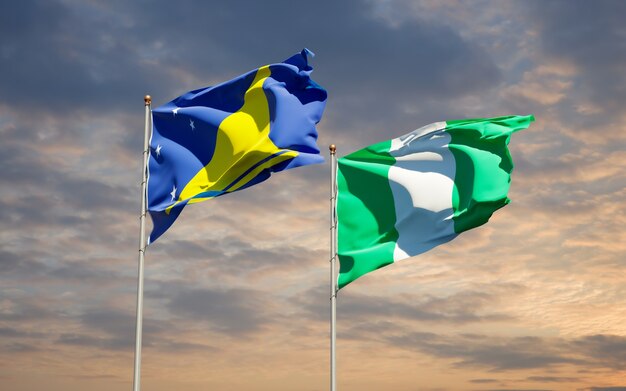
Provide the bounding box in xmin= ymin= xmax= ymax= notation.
xmin=329 ymin=144 xmax=336 ymax=154
xmin=144 ymin=95 xmax=152 ymax=105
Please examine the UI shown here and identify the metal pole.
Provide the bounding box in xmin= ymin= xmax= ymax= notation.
xmin=133 ymin=95 xmax=151 ymax=391
xmin=329 ymin=144 xmax=338 ymax=391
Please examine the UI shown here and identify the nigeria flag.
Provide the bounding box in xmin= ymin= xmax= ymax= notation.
xmin=336 ymin=115 xmax=534 ymax=289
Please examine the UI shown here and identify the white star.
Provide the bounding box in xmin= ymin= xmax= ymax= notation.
xmin=155 ymin=144 xmax=162 ymax=157
xmin=170 ymin=185 xmax=177 ymax=202
xmin=189 ymin=119 xmax=195 ymax=130
xmin=172 ymin=107 xmax=180 ymax=116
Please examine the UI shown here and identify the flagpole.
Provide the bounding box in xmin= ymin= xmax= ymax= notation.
xmin=133 ymin=95 xmax=151 ymax=391
xmin=329 ymin=144 xmax=338 ymax=391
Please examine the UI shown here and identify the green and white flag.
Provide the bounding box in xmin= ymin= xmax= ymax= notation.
xmin=336 ymin=115 xmax=534 ymax=289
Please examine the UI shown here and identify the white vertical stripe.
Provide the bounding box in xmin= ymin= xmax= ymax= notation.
xmin=388 ymin=122 xmax=457 ymax=261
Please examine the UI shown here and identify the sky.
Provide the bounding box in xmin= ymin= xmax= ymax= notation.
xmin=1 ymin=1 xmax=625 ymax=390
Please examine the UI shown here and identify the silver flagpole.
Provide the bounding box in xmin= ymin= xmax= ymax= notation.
xmin=329 ymin=144 xmax=338 ymax=391
xmin=133 ymin=95 xmax=151 ymax=391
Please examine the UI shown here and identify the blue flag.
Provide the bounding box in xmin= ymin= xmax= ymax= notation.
xmin=147 ymin=49 xmax=327 ymax=244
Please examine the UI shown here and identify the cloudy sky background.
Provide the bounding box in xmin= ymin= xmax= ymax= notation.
xmin=1 ymin=1 xmax=625 ymax=390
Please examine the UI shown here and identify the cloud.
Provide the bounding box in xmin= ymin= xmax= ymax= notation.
xmin=0 ymin=249 xmax=39 ymax=274
xmin=503 ymin=65 xmax=575 ymax=106
xmin=388 ymin=333 xmax=584 ymax=371
xmin=340 ymin=290 xmax=510 ymax=324
xmin=54 ymin=308 xmax=138 ymax=351
xmin=0 ymin=327 xmax=46 ymax=339
xmin=471 ymin=378 xmax=500 ymax=383
xmin=165 ymin=286 xmax=271 ymax=335
xmin=478 ymin=389 xmax=551 ymax=391
xmin=0 ymin=1 xmax=624 ymax=390
xmin=0 ymin=1 xmax=174 ymax=113
xmin=384 ymin=332 xmax=626 ymax=373
xmin=572 ymin=335 xmax=626 ymax=370
xmin=295 ymin=285 xmax=512 ymax=327
xmin=519 ymin=1 xmax=626 ymax=124
xmin=154 ymin=235 xmax=324 ymax=277
xmin=56 ymin=333 xmax=130 ymax=351
xmin=0 ymin=342 xmax=44 ymax=353
xmin=0 ymin=297 xmax=56 ymax=323
xmin=525 ymin=376 xmax=579 ymax=383
xmin=0 ymin=0 xmax=500 ymax=134
xmin=54 ymin=307 xmax=216 ymax=353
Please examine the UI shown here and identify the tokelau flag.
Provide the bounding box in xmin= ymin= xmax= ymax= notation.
xmin=147 ymin=49 xmax=327 ymax=244
xmin=336 ymin=115 xmax=534 ymax=288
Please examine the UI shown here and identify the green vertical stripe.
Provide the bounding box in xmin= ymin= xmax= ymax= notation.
xmin=337 ymin=140 xmax=398 ymax=289
xmin=447 ymin=115 xmax=534 ymax=233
